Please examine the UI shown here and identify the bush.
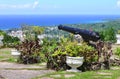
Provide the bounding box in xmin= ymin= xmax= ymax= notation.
xmin=99 ymin=27 xmax=116 ymax=43
xmin=0 ymin=30 xmax=6 ymax=36
xmin=2 ymin=34 xmax=20 ymax=47
xmin=46 ymin=37 xmax=98 ymax=71
xmin=115 ymin=47 xmax=120 ymax=57
xmin=15 ymin=39 xmax=42 ymax=64
xmin=21 ymin=25 xmax=44 ymax=40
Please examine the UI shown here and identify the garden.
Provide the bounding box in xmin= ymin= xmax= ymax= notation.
xmin=0 ymin=25 xmax=120 ymax=79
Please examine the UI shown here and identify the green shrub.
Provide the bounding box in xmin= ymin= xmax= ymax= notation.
xmin=2 ymin=34 xmax=20 ymax=47
xmin=52 ymin=42 xmax=97 ymax=62
xmin=15 ymin=39 xmax=42 ymax=64
xmin=115 ymin=47 xmax=120 ymax=57
xmin=46 ymin=37 xmax=98 ymax=71
xmin=21 ymin=25 xmax=44 ymax=40
xmin=99 ymin=27 xmax=116 ymax=43
xmin=0 ymin=30 xmax=6 ymax=36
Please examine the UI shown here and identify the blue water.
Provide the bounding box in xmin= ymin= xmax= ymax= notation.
xmin=0 ymin=15 xmax=120 ymax=30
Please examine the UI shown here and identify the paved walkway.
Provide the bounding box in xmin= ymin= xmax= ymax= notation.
xmin=0 ymin=62 xmax=44 ymax=69
xmin=0 ymin=62 xmax=54 ymax=79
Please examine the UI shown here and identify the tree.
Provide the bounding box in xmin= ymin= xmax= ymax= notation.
xmin=32 ymin=26 xmax=44 ymax=40
xmin=0 ymin=30 xmax=6 ymax=36
xmin=118 ymin=30 xmax=120 ymax=34
xmin=99 ymin=27 xmax=116 ymax=43
xmin=2 ymin=34 xmax=20 ymax=47
xmin=32 ymin=26 xmax=44 ymax=35
xmin=21 ymin=25 xmax=44 ymax=40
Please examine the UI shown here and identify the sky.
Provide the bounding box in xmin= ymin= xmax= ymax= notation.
xmin=0 ymin=0 xmax=120 ymax=15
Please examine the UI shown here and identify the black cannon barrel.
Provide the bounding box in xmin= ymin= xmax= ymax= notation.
xmin=58 ymin=25 xmax=100 ymax=42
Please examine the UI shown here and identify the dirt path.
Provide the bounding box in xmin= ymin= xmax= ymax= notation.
xmin=0 ymin=62 xmax=54 ymax=79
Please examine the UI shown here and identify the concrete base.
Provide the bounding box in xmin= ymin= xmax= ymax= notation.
xmin=67 ymin=68 xmax=81 ymax=72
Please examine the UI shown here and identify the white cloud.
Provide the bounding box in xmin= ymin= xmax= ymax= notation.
xmin=117 ymin=0 xmax=120 ymax=7
xmin=33 ymin=1 xmax=39 ymax=9
xmin=0 ymin=1 xmax=39 ymax=9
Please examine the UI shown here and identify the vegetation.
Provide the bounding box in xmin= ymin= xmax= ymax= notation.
xmin=8 ymin=26 xmax=46 ymax=64
xmin=0 ymin=20 xmax=120 ymax=72
xmin=45 ymin=37 xmax=98 ymax=71
xmin=41 ymin=38 xmax=58 ymax=62
xmin=118 ymin=30 xmax=120 ymax=34
xmin=115 ymin=47 xmax=120 ymax=58
xmin=52 ymin=39 xmax=97 ymax=62
xmin=0 ymin=48 xmax=16 ymax=62
xmin=32 ymin=26 xmax=44 ymax=40
xmin=0 ymin=30 xmax=5 ymax=36
xmin=0 ymin=20 xmax=120 ymax=79
xmin=43 ymin=20 xmax=120 ymax=37
xmin=32 ymin=26 xmax=44 ymax=35
xmin=34 ymin=67 xmax=120 ymax=79
xmin=15 ymin=39 xmax=42 ymax=64
xmin=2 ymin=34 xmax=20 ymax=47
xmin=21 ymin=25 xmax=44 ymax=40
xmin=99 ymin=27 xmax=116 ymax=43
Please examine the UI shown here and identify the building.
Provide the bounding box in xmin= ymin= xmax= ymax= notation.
xmin=8 ymin=30 xmax=25 ymax=41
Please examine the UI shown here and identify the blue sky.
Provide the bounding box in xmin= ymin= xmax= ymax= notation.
xmin=0 ymin=0 xmax=120 ymax=15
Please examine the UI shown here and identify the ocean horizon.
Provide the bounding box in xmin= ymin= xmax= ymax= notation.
xmin=0 ymin=15 xmax=120 ymax=30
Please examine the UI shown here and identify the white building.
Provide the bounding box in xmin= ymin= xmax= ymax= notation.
xmin=38 ymin=34 xmax=46 ymax=39
xmin=8 ymin=30 xmax=25 ymax=41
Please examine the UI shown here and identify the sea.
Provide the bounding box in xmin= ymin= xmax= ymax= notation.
xmin=0 ymin=15 xmax=120 ymax=30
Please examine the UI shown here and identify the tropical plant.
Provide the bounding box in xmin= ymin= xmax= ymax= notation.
xmin=32 ymin=26 xmax=44 ymax=40
xmin=118 ymin=30 xmax=120 ymax=34
xmin=52 ymin=41 xmax=97 ymax=62
xmin=0 ymin=30 xmax=6 ymax=36
xmin=21 ymin=25 xmax=44 ymax=40
xmin=2 ymin=34 xmax=20 ymax=47
xmin=99 ymin=27 xmax=116 ymax=43
xmin=115 ymin=47 xmax=120 ymax=57
xmin=46 ymin=37 xmax=98 ymax=71
xmin=15 ymin=39 xmax=42 ymax=64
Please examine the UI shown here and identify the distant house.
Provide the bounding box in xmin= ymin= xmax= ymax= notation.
xmin=38 ymin=34 xmax=46 ymax=39
xmin=8 ymin=30 xmax=25 ymax=41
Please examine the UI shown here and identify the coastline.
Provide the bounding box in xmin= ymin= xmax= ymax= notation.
xmin=0 ymin=15 xmax=120 ymax=30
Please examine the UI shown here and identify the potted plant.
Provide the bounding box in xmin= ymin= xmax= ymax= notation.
xmin=63 ymin=41 xmax=83 ymax=72
xmin=46 ymin=37 xmax=97 ymax=71
xmin=65 ymin=42 xmax=98 ymax=72
xmin=52 ymin=39 xmax=97 ymax=72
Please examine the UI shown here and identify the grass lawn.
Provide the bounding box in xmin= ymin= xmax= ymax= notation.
xmin=34 ymin=66 xmax=120 ymax=79
xmin=0 ymin=48 xmax=16 ymax=62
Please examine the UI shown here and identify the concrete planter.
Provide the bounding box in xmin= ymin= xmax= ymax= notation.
xmin=11 ymin=49 xmax=21 ymax=57
xmin=11 ymin=49 xmax=21 ymax=62
xmin=66 ymin=56 xmax=84 ymax=72
xmin=116 ymin=34 xmax=120 ymax=44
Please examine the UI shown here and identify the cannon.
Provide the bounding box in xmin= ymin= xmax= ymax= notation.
xmin=58 ymin=25 xmax=113 ymax=70
xmin=58 ymin=25 xmax=100 ymax=42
